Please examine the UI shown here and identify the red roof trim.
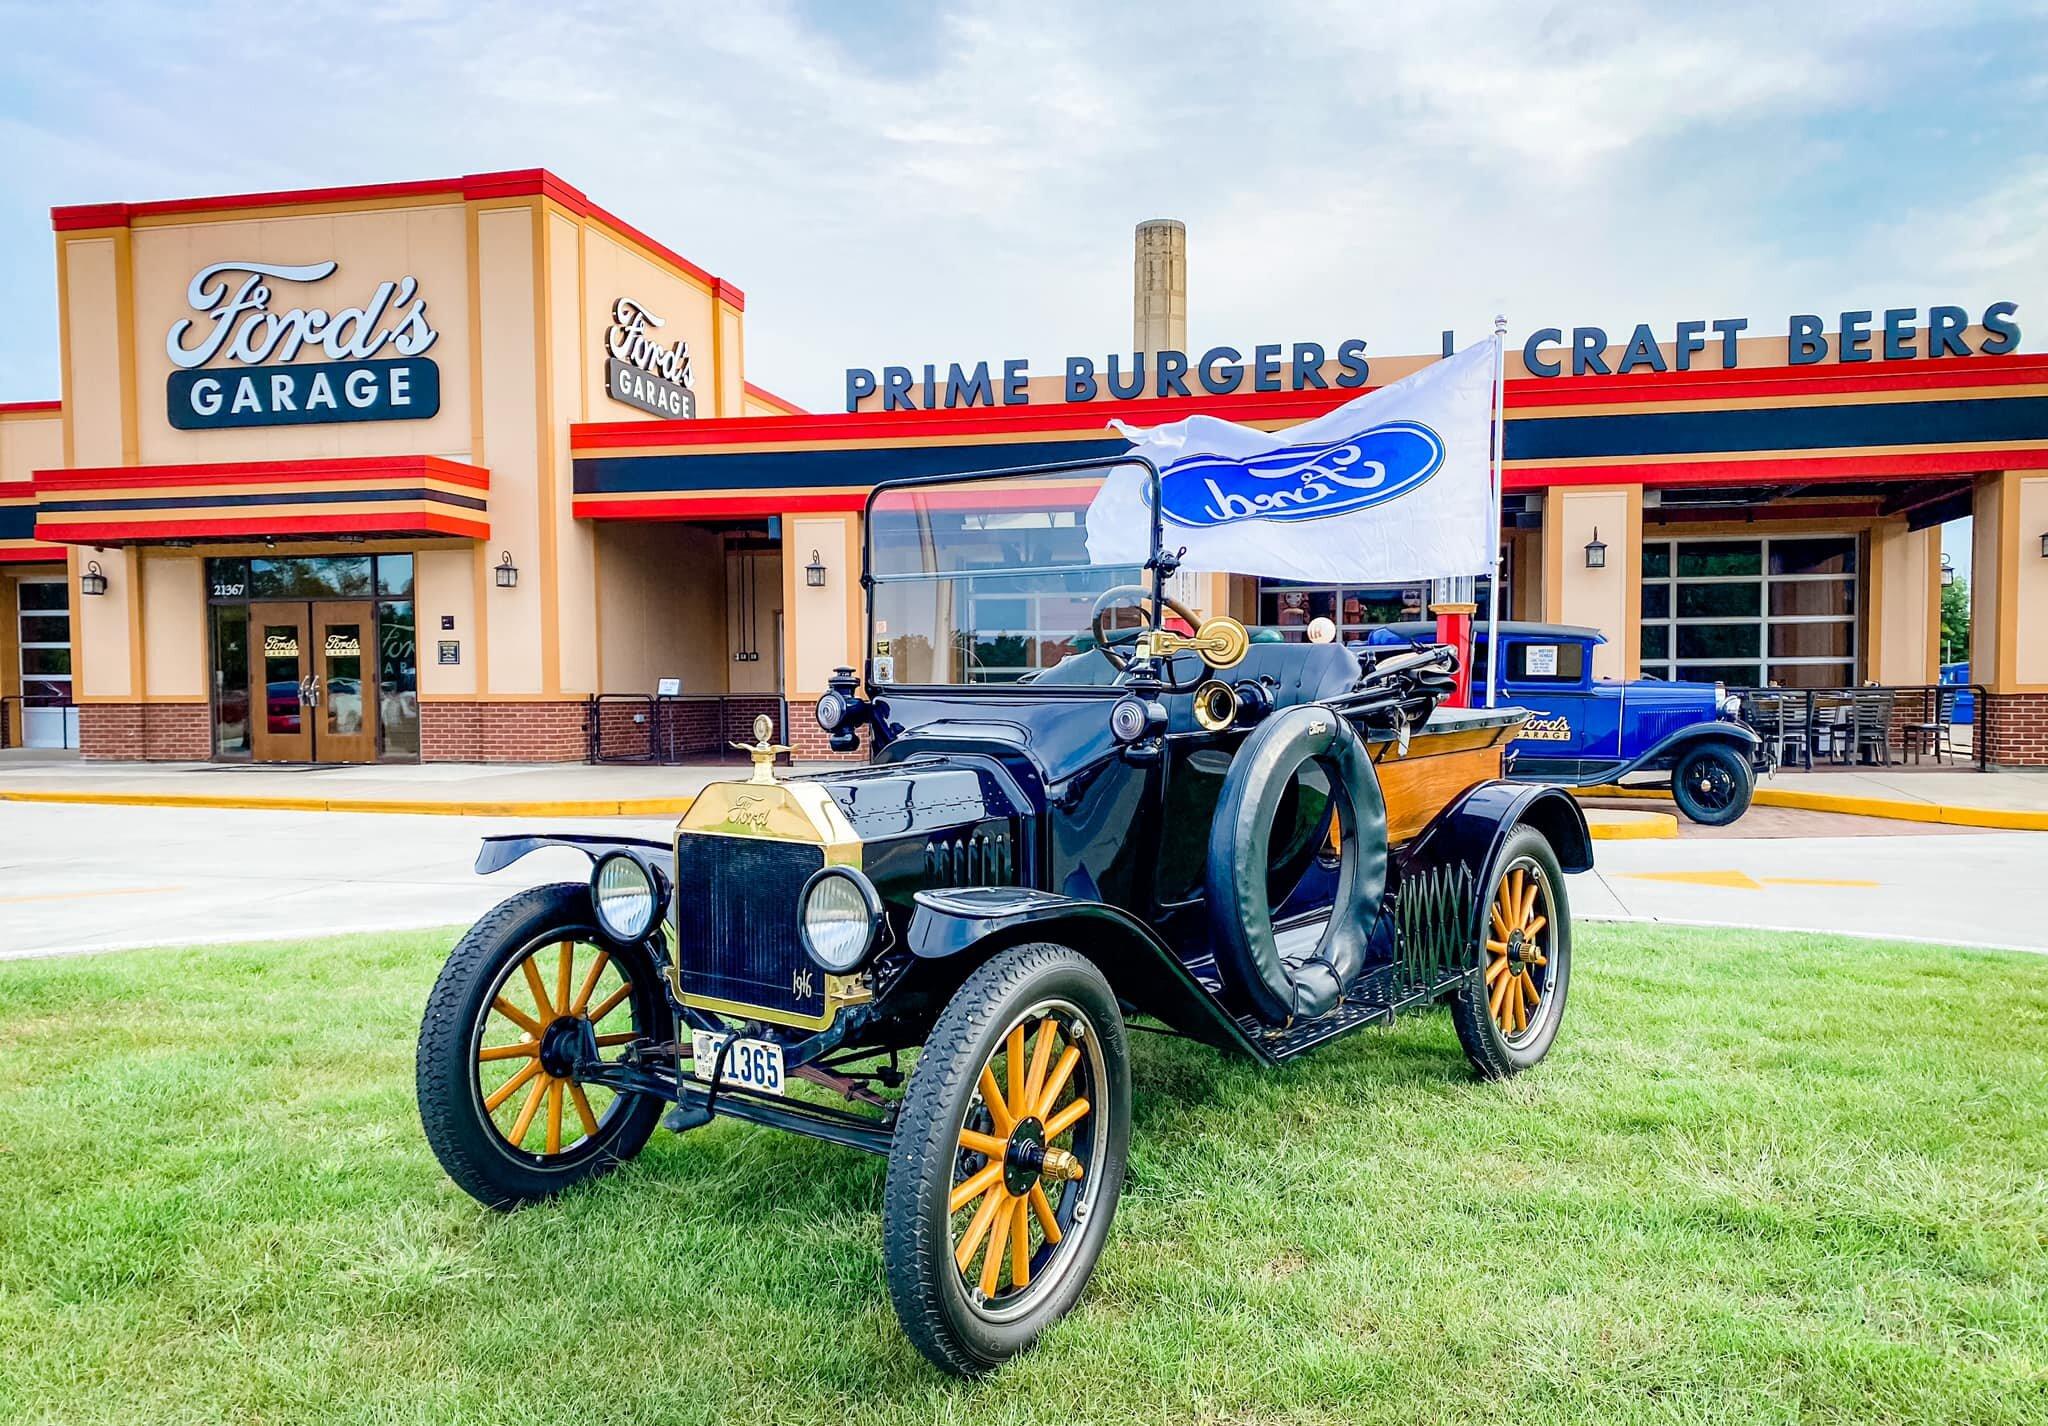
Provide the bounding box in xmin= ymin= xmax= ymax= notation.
xmin=38 ymin=512 xmax=490 ymax=543
xmin=49 ymin=167 xmax=742 ymax=305
xmin=574 ymin=492 xmax=865 ymax=520
xmin=1507 ymin=447 xmax=2048 ymax=491
xmin=34 ymin=454 xmax=490 ymax=493
xmin=0 ymin=400 xmax=61 ymax=415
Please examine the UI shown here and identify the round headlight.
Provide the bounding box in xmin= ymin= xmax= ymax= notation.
xmin=815 ymin=690 xmax=846 ymax=731
xmin=593 ymin=852 xmax=660 ymax=942
xmin=799 ymin=866 xmax=882 ymax=973
xmin=1110 ymin=696 xmax=1148 ymax=743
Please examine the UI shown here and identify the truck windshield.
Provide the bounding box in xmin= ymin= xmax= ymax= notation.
xmin=867 ymin=465 xmax=1151 ymax=686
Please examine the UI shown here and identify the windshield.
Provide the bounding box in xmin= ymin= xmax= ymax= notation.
xmin=866 ymin=464 xmax=1155 ymax=687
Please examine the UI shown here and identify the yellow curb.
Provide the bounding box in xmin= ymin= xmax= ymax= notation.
xmin=1582 ymin=808 xmax=1679 ymax=840
xmin=0 ymin=788 xmax=698 ymax=819
xmin=1573 ymin=784 xmax=2048 ymax=832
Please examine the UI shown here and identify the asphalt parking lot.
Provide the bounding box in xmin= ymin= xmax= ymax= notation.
xmin=2 ymin=801 xmax=2043 ymax=959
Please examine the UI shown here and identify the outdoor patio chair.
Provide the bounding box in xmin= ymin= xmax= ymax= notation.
xmin=1749 ymin=690 xmax=1811 ymax=770
xmin=1853 ymin=688 xmax=1896 ymax=767
xmin=1812 ymin=693 xmax=1855 ymax=763
xmin=1899 ymin=686 xmax=1957 ymax=765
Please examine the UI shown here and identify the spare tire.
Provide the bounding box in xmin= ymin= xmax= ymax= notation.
xmin=1205 ymin=705 xmax=1389 ymax=1024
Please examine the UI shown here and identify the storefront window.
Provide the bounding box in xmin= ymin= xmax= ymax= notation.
xmin=1258 ymin=580 xmax=1498 ymax=640
xmin=249 ymin=555 xmax=372 ymax=599
xmin=210 ymin=605 xmax=250 ymax=755
xmin=204 ymin=554 xmax=420 ymax=759
xmin=15 ymin=579 xmax=74 ymax=748
xmin=1639 ymin=535 xmax=1858 ymax=687
xmin=378 ymin=601 xmax=419 ymax=759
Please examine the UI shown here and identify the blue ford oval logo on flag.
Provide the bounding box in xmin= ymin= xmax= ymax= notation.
xmin=1155 ymin=420 xmax=1446 ymax=527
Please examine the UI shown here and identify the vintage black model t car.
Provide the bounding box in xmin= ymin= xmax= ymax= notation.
xmin=417 ymin=459 xmax=1591 ymax=1374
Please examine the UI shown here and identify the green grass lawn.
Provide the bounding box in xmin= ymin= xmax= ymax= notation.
xmin=0 ymin=924 xmax=2043 ymax=1426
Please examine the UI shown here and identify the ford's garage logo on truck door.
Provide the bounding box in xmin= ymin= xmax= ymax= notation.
xmin=1156 ymin=419 xmax=1445 ymax=527
xmin=164 ymin=260 xmax=441 ymax=430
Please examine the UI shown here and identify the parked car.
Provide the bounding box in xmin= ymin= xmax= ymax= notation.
xmin=416 ymin=459 xmax=1592 ymax=1375
xmin=1366 ymin=621 xmax=1766 ymax=826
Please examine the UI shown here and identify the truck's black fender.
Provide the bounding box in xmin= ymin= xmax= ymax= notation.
xmin=1545 ymin=721 xmax=1765 ymax=785
xmin=473 ymin=832 xmax=672 ymax=876
xmin=1396 ymin=780 xmax=1591 ymax=956
xmin=907 ymin=886 xmax=1265 ymax=1058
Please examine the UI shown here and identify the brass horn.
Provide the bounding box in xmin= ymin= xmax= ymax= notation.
xmin=1192 ymin=678 xmax=1240 ymax=733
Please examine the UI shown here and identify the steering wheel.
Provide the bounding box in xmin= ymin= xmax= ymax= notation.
xmin=1089 ymin=584 xmax=1209 ymax=692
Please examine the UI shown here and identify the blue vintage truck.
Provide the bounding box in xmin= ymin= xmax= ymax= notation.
xmin=1366 ymin=621 xmax=1767 ymax=825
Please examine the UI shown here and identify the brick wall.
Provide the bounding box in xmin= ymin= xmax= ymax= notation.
xmin=787 ymin=697 xmax=868 ymax=761
xmin=78 ymin=702 xmax=211 ymax=760
xmin=419 ymin=700 xmax=589 ymax=763
xmin=1983 ymin=691 xmax=2048 ymax=767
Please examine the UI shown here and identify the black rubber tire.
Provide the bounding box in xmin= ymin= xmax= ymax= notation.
xmin=1671 ymin=743 xmax=1755 ymax=826
xmin=1451 ymin=826 xmax=1572 ymax=1079
xmin=883 ymin=942 xmax=1131 ymax=1375
xmin=417 ymin=882 xmax=671 ymax=1209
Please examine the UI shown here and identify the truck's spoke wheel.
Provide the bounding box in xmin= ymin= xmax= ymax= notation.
xmin=1451 ymin=827 xmax=1572 ymax=1079
xmin=475 ymin=936 xmax=639 ymax=1156
xmin=1484 ymin=863 xmax=1552 ymax=1042
xmin=418 ymin=883 xmax=671 ymax=1208
xmin=948 ymin=1009 xmax=1097 ymax=1306
xmin=884 ymin=942 xmax=1129 ymax=1375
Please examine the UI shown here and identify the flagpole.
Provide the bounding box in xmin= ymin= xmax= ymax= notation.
xmin=1485 ymin=315 xmax=1506 ymax=707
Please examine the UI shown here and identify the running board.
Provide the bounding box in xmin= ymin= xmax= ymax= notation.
xmin=1234 ymin=962 xmax=1473 ymax=1062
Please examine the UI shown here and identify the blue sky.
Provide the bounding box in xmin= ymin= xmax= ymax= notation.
xmin=2 ymin=0 xmax=2042 ymax=576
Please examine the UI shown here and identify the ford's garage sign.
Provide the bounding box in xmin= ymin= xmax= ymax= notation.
xmin=164 ymin=260 xmax=441 ymax=430
xmin=604 ymin=297 xmax=695 ymax=419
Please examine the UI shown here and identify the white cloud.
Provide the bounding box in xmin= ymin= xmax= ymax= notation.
xmin=0 ymin=0 xmax=2040 ymax=408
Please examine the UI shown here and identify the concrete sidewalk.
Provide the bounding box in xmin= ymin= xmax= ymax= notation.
xmin=2 ymin=750 xmax=2045 ymax=830
xmin=0 ymin=752 xmax=839 ymax=817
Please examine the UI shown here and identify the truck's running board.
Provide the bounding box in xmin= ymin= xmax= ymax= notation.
xmin=1234 ymin=962 xmax=1473 ymax=1062
xmin=665 ymin=1081 xmax=896 ymax=1155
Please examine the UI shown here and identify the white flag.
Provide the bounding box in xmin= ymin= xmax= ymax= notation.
xmin=1086 ymin=336 xmax=1498 ymax=582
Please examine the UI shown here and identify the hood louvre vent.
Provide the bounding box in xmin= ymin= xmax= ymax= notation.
xmin=925 ymin=824 xmax=1015 ymax=888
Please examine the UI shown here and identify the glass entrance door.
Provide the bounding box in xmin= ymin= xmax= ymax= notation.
xmin=250 ymin=602 xmax=313 ymax=762
xmin=312 ymin=601 xmax=378 ymax=763
xmin=246 ymin=600 xmax=380 ymax=763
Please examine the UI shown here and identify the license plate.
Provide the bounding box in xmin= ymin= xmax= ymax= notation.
xmin=690 ymin=1031 xmax=785 ymax=1096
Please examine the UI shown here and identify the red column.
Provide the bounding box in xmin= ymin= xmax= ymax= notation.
xmin=1431 ymin=601 xmax=1477 ymax=708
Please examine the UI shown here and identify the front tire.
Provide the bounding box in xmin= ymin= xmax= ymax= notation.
xmin=1671 ymin=743 xmax=1754 ymax=826
xmin=417 ymin=882 xmax=672 ymax=1209
xmin=1452 ymin=826 xmax=1572 ymax=1079
xmin=883 ymin=942 xmax=1131 ymax=1375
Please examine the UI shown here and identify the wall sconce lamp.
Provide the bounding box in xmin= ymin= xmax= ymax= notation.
xmin=805 ymin=548 xmax=827 ymax=588
xmin=79 ymin=560 xmax=108 ymax=597
xmin=495 ymin=550 xmax=519 ymax=588
xmin=1583 ymin=528 xmax=1607 ymax=569
xmin=1941 ymin=553 xmax=1956 ymax=587
xmin=2040 ymin=532 xmax=2048 ymax=559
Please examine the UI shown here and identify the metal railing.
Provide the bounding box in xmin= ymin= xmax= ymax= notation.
xmin=587 ymin=693 xmax=790 ymax=765
xmin=1735 ymin=683 xmax=1989 ymax=773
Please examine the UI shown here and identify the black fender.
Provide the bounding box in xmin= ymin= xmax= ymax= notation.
xmin=1397 ymin=780 xmax=1591 ymax=952
xmin=473 ymin=832 xmax=672 ymax=876
xmin=1548 ymin=722 xmax=1764 ymax=785
xmin=907 ymin=887 xmax=1266 ymax=1059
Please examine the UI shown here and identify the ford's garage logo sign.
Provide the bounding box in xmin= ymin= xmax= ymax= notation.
xmin=604 ymin=297 xmax=695 ymax=419
xmin=1156 ymin=420 xmax=1445 ymax=527
xmin=164 ymin=260 xmax=440 ymax=430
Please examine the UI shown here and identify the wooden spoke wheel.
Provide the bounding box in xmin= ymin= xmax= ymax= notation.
xmin=1485 ymin=863 xmax=1551 ymax=1042
xmin=946 ymin=1003 xmax=1102 ymax=1315
xmin=884 ymin=943 xmax=1130 ymax=1376
xmin=1451 ymin=826 xmax=1572 ymax=1079
xmin=418 ymin=882 xmax=672 ymax=1208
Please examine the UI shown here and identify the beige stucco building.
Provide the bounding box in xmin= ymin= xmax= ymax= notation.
xmin=3 ymin=169 xmax=2044 ymax=765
